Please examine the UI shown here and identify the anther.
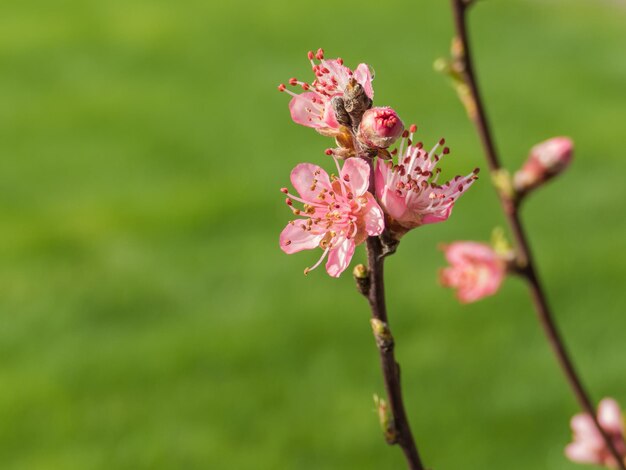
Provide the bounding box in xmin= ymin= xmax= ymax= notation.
xmin=409 ymin=124 xmax=417 ymax=133
xmin=289 ymin=77 xmax=298 ymax=86
xmin=325 ymin=149 xmax=333 ymax=155
xmin=307 ymin=51 xmax=314 ymax=60
xmin=402 ymin=130 xmax=409 ymax=138
xmin=443 ymin=147 xmax=450 ymax=155
xmin=316 ymin=48 xmax=324 ymax=60
xmin=278 ymin=84 xmax=286 ymax=92
xmin=285 ymin=198 xmax=293 ymax=206
xmin=439 ymin=138 xmax=446 ymax=146
xmin=280 ymin=187 xmax=288 ymax=193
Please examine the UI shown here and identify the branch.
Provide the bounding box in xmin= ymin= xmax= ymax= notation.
xmin=448 ymin=1 xmax=626 ymax=467
xmin=358 ymin=158 xmax=426 ymax=470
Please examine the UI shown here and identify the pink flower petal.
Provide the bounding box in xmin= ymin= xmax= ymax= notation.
xmin=565 ymin=441 xmax=603 ymax=465
xmin=354 ymin=63 xmax=374 ymax=99
xmin=382 ymin=188 xmax=408 ymax=220
xmin=445 ymin=242 xmax=497 ymax=266
xmin=341 ymin=158 xmax=370 ymax=196
xmin=571 ymin=414 xmax=604 ymax=445
xmin=325 ymin=237 xmax=355 ymax=278
xmin=289 ymin=92 xmax=327 ymax=129
xmin=375 ymin=160 xmax=407 ymax=220
xmin=280 ymin=222 xmax=324 ymax=254
xmin=290 ymin=163 xmax=332 ymax=200
xmin=322 ymin=99 xmax=340 ymax=129
xmin=362 ymin=192 xmax=385 ymax=236
xmin=599 ymin=398 xmax=624 ymax=434
xmin=456 ymin=265 xmax=502 ymax=303
xmin=421 ymin=205 xmax=453 ymax=225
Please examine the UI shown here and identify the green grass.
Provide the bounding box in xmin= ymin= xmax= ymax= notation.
xmin=0 ymin=0 xmax=625 ymax=468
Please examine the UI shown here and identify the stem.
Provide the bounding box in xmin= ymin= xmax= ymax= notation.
xmin=362 ymin=159 xmax=425 ymax=470
xmin=449 ymin=1 xmax=626 ymax=467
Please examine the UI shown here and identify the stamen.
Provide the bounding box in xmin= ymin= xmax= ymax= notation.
xmin=304 ymin=246 xmax=330 ymax=275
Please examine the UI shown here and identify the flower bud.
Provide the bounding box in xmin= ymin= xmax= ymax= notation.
xmin=358 ymin=107 xmax=404 ymax=149
xmin=353 ymin=263 xmax=370 ymax=296
xmin=513 ymin=137 xmax=573 ymax=194
xmin=373 ymin=394 xmax=397 ymax=444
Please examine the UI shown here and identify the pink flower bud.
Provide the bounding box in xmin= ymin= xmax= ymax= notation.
xmin=358 ymin=107 xmax=404 ymax=149
xmin=513 ymin=137 xmax=573 ymax=194
xmin=565 ymin=398 xmax=626 ymax=468
xmin=439 ymin=242 xmax=505 ymax=303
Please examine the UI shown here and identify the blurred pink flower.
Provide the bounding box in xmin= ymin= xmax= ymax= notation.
xmin=566 ymin=398 xmax=626 ymax=468
xmin=279 ymin=157 xmax=384 ymax=277
xmin=374 ymin=126 xmax=478 ymax=237
xmin=278 ymin=48 xmax=374 ymax=136
xmin=439 ymin=242 xmax=505 ymax=303
xmin=514 ymin=136 xmax=573 ymax=194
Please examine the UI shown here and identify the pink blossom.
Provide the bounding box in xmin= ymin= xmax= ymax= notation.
xmin=566 ymin=398 xmax=626 ymax=468
xmin=374 ymin=125 xmax=478 ymax=237
xmin=279 ymin=157 xmax=384 ymax=277
xmin=358 ymin=107 xmax=404 ymax=149
xmin=439 ymin=242 xmax=505 ymax=303
xmin=278 ymin=48 xmax=374 ymax=137
xmin=513 ymin=136 xmax=573 ymax=193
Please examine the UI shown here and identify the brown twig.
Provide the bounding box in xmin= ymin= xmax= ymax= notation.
xmin=358 ymin=159 xmax=425 ymax=470
xmin=449 ymin=0 xmax=626 ymax=467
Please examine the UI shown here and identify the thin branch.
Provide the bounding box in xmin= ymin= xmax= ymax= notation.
xmin=448 ymin=0 xmax=626 ymax=467
xmin=360 ymin=159 xmax=425 ymax=470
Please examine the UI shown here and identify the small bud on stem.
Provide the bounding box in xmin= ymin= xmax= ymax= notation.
xmin=353 ymin=263 xmax=370 ymax=296
xmin=513 ymin=137 xmax=573 ymax=198
xmin=374 ymin=394 xmax=398 ymax=445
xmin=370 ymin=318 xmax=394 ymax=352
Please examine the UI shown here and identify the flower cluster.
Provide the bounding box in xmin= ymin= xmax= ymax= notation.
xmin=566 ymin=398 xmax=626 ymax=468
xmin=277 ymin=49 xmax=478 ymax=277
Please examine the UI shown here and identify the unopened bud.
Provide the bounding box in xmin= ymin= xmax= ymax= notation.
xmin=358 ymin=107 xmax=404 ymax=149
xmin=370 ymin=318 xmax=394 ymax=352
xmin=353 ymin=263 xmax=368 ymax=279
xmin=513 ymin=137 xmax=573 ymax=195
xmin=353 ymin=263 xmax=370 ymax=296
xmin=433 ymin=57 xmax=451 ymax=74
xmin=374 ymin=394 xmax=397 ymax=444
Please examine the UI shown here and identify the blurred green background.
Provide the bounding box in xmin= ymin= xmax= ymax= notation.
xmin=0 ymin=0 xmax=624 ymax=468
